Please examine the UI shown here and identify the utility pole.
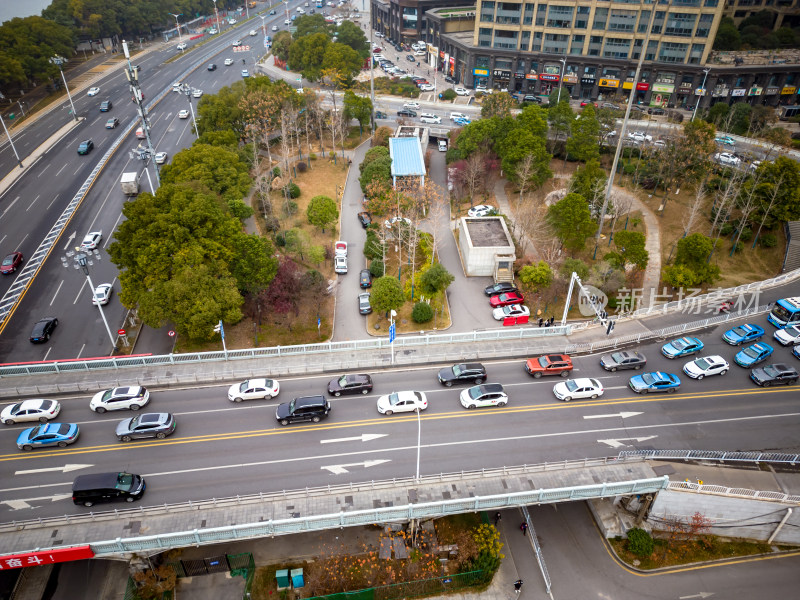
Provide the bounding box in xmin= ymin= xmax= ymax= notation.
xmin=169 ymin=13 xmax=183 ymax=42
xmin=369 ymin=14 xmax=376 ymax=135
xmin=122 ymin=40 xmax=160 ymax=187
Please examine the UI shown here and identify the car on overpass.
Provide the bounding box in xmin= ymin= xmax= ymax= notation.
xmin=734 ymin=342 xmax=774 ymax=367
xmin=29 ymin=316 xmax=58 ymax=343
xmin=87 ymin=87 xmax=100 ymax=96
xmin=525 ymin=354 xmax=573 ymax=378
xmin=377 ymin=391 xmax=427 ymax=415
xmin=459 ymin=383 xmax=507 ymax=409
xmin=682 ymin=355 xmax=729 ymax=379
xmin=80 ymin=231 xmax=102 ymax=250
xmin=599 ymin=350 xmax=646 ymax=371
xmin=750 ymin=363 xmax=799 ymax=387
xmin=90 ymin=386 xmax=150 ymax=413
xmin=116 ymin=412 xmax=176 ymax=442
xmin=722 ymin=323 xmax=764 ymax=345
xmin=0 ymin=252 xmax=23 ymax=274
xmin=77 ymin=140 xmax=94 ymax=155
xmin=661 ymin=336 xmax=704 ymax=359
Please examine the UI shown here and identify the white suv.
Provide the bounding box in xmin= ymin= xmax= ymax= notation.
xmin=420 ymin=113 xmax=441 ymax=124
xmin=449 ymin=112 xmax=467 ymax=121
xmin=334 ymin=255 xmax=347 ymax=274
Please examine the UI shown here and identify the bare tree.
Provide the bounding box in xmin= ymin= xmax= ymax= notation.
xmin=514 ymin=152 xmax=538 ymax=206
xmin=730 ymin=168 xmax=765 ymax=252
xmin=751 ymin=173 xmax=783 ymax=248
xmin=682 ymin=182 xmax=706 ymax=238
xmin=462 ymin=152 xmax=486 ymax=204
xmin=425 ymin=186 xmax=450 ymax=265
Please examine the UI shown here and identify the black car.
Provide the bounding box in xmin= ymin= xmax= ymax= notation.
xmin=599 ymin=351 xmax=646 ymax=372
xmin=77 ymin=140 xmax=94 ymax=155
xmin=438 ymin=363 xmax=487 ymax=387
xmin=444 ymin=75 xmax=455 ymax=84
xmin=357 ymin=211 xmax=371 ymax=228
xmin=328 ymin=374 xmax=373 ymax=396
xmin=276 ymin=395 xmax=331 ymax=425
xmin=406 ymin=54 xmax=416 ymax=62
xmin=359 ymin=269 xmax=372 ymax=288
xmin=30 ymin=317 xmax=58 ymax=343
xmin=397 ymin=109 xmax=417 ymax=117
xmin=358 ymin=292 xmax=372 ymax=315
xmin=115 ymin=412 xmax=176 ymax=442
xmin=99 ymin=100 xmax=112 ymax=111
xmin=647 ymin=107 xmax=665 ymax=115
xmin=522 ymin=95 xmax=542 ymax=104
xmin=207 ymin=63 xmax=217 ymax=71
xmin=484 ymin=282 xmax=518 ymax=296
xmin=750 ymin=363 xmax=798 ymax=387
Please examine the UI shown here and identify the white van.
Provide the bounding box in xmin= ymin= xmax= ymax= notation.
xmin=438 ymin=139 xmax=447 ymax=152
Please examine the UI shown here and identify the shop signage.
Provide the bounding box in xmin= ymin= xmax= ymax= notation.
xmin=439 ymin=50 xmax=445 ymax=59
xmin=622 ymin=81 xmax=633 ymax=90
xmin=636 ymin=82 xmax=650 ymax=91
xmin=492 ymin=69 xmax=511 ymax=79
xmin=712 ymin=86 xmax=729 ymax=97
xmin=731 ymin=88 xmax=746 ymax=97
xmin=679 ymin=82 xmax=693 ymax=90
xmin=649 ymin=93 xmax=670 ymax=108
xmin=427 ymin=44 xmax=437 ymax=54
xmin=580 ymin=77 xmax=595 ymax=85
xmin=515 ymin=72 xmax=526 ymax=79
xmin=562 ymin=74 xmax=578 ymax=84
xmin=0 ymin=547 xmax=95 ymax=570
xmin=525 ymin=73 xmax=538 ymax=80
xmin=748 ymin=86 xmax=762 ymax=96
xmin=781 ymin=86 xmax=797 ymax=95
xmin=651 ymin=83 xmax=674 ymax=93
xmin=539 ymin=73 xmax=560 ymax=82
xmin=694 ymin=88 xmax=707 ymax=96
xmin=599 ymin=78 xmax=619 ymax=88
xmin=765 ymin=87 xmax=779 ymax=95
xmin=473 ymin=68 xmax=489 ymax=77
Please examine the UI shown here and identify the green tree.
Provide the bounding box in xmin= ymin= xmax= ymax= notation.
xmin=705 ymin=102 xmax=730 ymax=126
xmin=566 ymin=104 xmax=600 ymax=162
xmin=570 ymin=159 xmax=607 ymax=203
xmin=335 ymin=20 xmax=369 ymax=58
xmin=480 ymin=92 xmax=515 ymax=118
xmin=560 ymin=258 xmax=590 ymax=279
xmin=288 ymin=32 xmax=330 ymax=81
xmin=0 ymin=16 xmax=75 ymax=88
xmin=419 ymin=263 xmax=455 ymax=295
xmin=362 ymin=146 xmax=390 ymax=169
xmin=371 ymin=276 xmax=405 ymax=314
xmin=343 ymin=90 xmax=373 ymax=134
xmin=546 ymin=192 xmax=595 ymax=252
xmin=712 ymin=17 xmax=741 ymax=50
xmin=606 ymin=230 xmax=649 ymax=270
xmin=321 ymin=42 xmax=363 ymax=85
xmin=229 ymin=234 xmax=279 ymax=294
xmin=196 ymin=83 xmax=247 ymax=139
xmin=359 ymin=155 xmax=392 ymax=192
xmin=495 ymin=127 xmax=551 ymax=185
xmin=518 ymin=261 xmax=553 ymax=293
xmin=666 ymin=232 xmax=720 ymax=285
xmin=729 ymin=102 xmax=752 ymax=136
xmin=306 ymin=195 xmax=339 ymax=232
xmin=271 ymin=30 xmax=293 ymax=62
xmin=752 ymin=156 xmax=800 ymax=226
xmin=294 ymin=13 xmax=334 ymax=38
xmin=450 ymin=118 xmax=499 ymax=160
xmin=547 ymin=99 xmax=574 ymax=154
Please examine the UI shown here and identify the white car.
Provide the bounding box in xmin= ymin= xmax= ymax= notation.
xmin=172 ymin=82 xmax=182 ymax=92
xmin=80 ymin=231 xmax=102 ymax=250
xmin=154 ymin=151 xmax=168 ymax=165
xmin=438 ymin=139 xmax=447 ymax=152
xmin=552 ymin=378 xmax=604 ymax=402
xmin=87 ymin=87 xmax=100 ymax=96
xmin=241 ymin=69 xmax=250 ymax=78
xmin=715 ymin=152 xmax=740 ymax=166
xmin=90 ymin=386 xmax=150 ymax=413
xmin=774 ymin=324 xmax=800 ymax=346
xmin=178 ymin=109 xmax=190 ymax=119
xmin=1 ymin=399 xmax=61 ymax=425
xmin=209 ymin=28 xmax=218 ymax=34
xmin=232 ymin=39 xmax=242 ymax=46
xmin=418 ymin=84 xmax=435 ymax=92
xmin=334 ymin=255 xmax=347 ymax=274
xmin=272 ymin=25 xmax=279 ymax=31
xmin=285 ymin=19 xmax=291 ymax=25
xmin=467 ymin=204 xmax=494 ymax=217
xmin=249 ymin=29 xmax=258 ymax=36
xmin=403 ymin=101 xmax=420 ymax=110
xmin=454 ymin=87 xmax=469 ymax=96
xmin=192 ymin=88 xmax=203 ymax=98
xmin=176 ymin=42 xmax=187 ymax=51
xmin=459 ymin=383 xmax=508 ymax=409
xmin=682 ymin=356 xmax=729 ymax=379
xmin=653 ymin=140 xmax=667 ymax=148
xmin=377 ymin=391 xmax=427 ymax=415
xmin=227 ymin=378 xmax=280 ymax=402
xmin=492 ymin=304 xmax=530 ymax=321
xmin=92 ymin=283 xmax=113 ymax=306
xmin=414 ymin=49 xmax=426 ymax=56
xmin=384 ymin=216 xmax=412 ymax=229
xmin=228 ymin=18 xmax=237 ymax=24
xmin=420 ymin=113 xmax=440 ymax=123
xmin=449 ymin=112 xmax=467 ymax=121
xmin=334 ymin=241 xmax=348 ymax=256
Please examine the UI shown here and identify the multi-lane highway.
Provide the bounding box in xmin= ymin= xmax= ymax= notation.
xmin=1 ymin=315 xmax=798 ymax=520
xmin=0 ymin=3 xmax=311 ymax=363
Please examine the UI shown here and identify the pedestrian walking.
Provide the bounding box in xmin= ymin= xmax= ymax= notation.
xmin=494 ymin=512 xmax=501 ymax=526
xmin=549 ymin=316 xmax=555 ymax=326
xmin=537 ymin=317 xmax=543 ymax=328
xmin=520 ymin=522 xmax=528 ymax=535
xmin=514 ymin=579 xmax=523 ymax=593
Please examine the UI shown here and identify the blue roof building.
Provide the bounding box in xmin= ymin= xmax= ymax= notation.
xmin=388 ymin=136 xmax=426 ymax=188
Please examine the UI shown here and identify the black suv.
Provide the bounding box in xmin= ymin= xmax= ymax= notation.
xmin=750 ymin=363 xmax=798 ymax=387
xmin=397 ymin=109 xmax=417 ymax=117
xmin=438 ymin=363 xmax=487 ymax=387
xmin=30 ymin=316 xmax=58 ymax=343
xmin=276 ymin=395 xmax=331 ymax=425
xmin=328 ymin=374 xmax=373 ymax=396
xmin=100 ymin=100 xmax=112 ymax=111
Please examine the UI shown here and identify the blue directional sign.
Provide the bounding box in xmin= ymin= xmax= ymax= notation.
xmin=389 ymin=323 xmax=396 ymax=342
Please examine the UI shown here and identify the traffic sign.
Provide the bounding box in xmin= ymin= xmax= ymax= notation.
xmin=117 ymin=329 xmax=126 ymax=335
xmin=168 ymin=330 xmax=176 ymax=337
xmin=389 ymin=323 xmax=396 ymax=343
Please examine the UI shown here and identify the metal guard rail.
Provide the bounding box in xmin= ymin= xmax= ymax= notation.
xmin=618 ymin=449 xmax=800 ymax=465
xmin=666 ymin=480 xmax=800 ymax=504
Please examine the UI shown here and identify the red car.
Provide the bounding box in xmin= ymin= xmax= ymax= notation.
xmin=1 ymin=252 xmax=23 ymax=274
xmin=489 ymin=291 xmax=524 ymax=307
xmin=525 ymin=354 xmax=574 ymax=378
xmin=580 ymin=101 xmax=598 ymax=107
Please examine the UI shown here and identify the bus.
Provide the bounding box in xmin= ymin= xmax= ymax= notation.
xmin=767 ymin=297 xmax=800 ymax=327
xmin=316 ymin=0 xmax=323 ymax=7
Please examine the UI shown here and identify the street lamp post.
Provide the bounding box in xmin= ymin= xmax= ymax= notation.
xmin=178 ymin=84 xmax=200 ymax=137
xmin=212 ymin=0 xmax=221 ymax=34
xmin=283 ymin=0 xmax=290 ymax=21
xmin=49 ymin=56 xmax=78 ymax=122
xmin=0 ymin=114 xmax=23 ymax=168
xmin=123 ymin=40 xmax=160 ymax=187
xmin=692 ymin=68 xmax=710 ymax=122
xmin=556 ymin=56 xmax=567 ymax=104
xmin=169 ymin=13 xmax=183 ymax=42
xmin=62 ymin=249 xmax=117 ymax=353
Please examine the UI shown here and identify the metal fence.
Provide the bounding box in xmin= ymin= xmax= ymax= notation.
xmin=618 ymin=449 xmax=800 ymax=465
xmin=666 ymin=481 xmax=800 ymax=504
xmin=307 ymin=570 xmax=487 ymax=600
xmin=521 ymin=505 xmax=551 ymax=594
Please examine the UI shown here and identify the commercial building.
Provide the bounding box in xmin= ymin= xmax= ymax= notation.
xmin=724 ymin=0 xmax=800 ymax=30
xmin=371 ymin=0 xmax=800 ymax=110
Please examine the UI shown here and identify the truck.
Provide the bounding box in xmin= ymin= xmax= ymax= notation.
xmin=248 ymin=1 xmax=257 ymax=7
xmin=120 ymin=172 xmax=139 ymax=196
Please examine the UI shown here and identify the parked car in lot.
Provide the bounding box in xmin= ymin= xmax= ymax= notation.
xmin=750 ymin=363 xmax=799 ymax=386
xmin=492 ymin=304 xmax=530 ymax=320
xmin=438 ymin=363 xmax=486 ymax=387
xmin=661 ymin=336 xmax=704 ymax=359
xmin=359 ymin=269 xmax=372 ymax=288
xmin=335 ymin=241 xmax=348 ymax=256
xmin=683 ymin=356 xmax=729 ymax=379
xmin=29 ymin=316 xmax=58 ymax=343
xmin=2 ymin=399 xmax=61 ymax=425
xmin=525 ymin=354 xmax=573 ymax=378
xmin=227 ymin=378 xmax=280 ymax=402
xmin=484 ymin=282 xmax=518 ymax=296
xmin=722 ymin=323 xmax=764 ymax=345
xmin=629 ymin=372 xmax=680 ymax=394
xmin=734 ymin=342 xmax=774 ymax=367
xmin=334 ymin=255 xmax=347 ymax=274
xmin=1 ymin=252 xmax=23 ymax=274
xmin=489 ymin=291 xmax=524 ymax=307
xmin=357 ymin=212 xmax=371 ymax=228
xmin=276 ymin=395 xmax=331 ymax=425
xmin=377 ymin=391 xmax=427 ymax=415
xmin=468 ymin=204 xmax=495 ymax=217
xmin=454 ymin=87 xmax=469 ymax=96
xmin=17 ymin=423 xmax=79 ymax=450
xmin=459 ymin=384 xmax=507 ymax=409
xmin=328 ymin=374 xmax=373 ymax=396
xmin=358 ymin=292 xmax=372 ymax=315
xmin=90 ymin=386 xmax=150 ymax=413
xmin=552 ymin=378 xmax=604 ymax=401
xmin=599 ymin=351 xmax=646 ymax=371
xmin=116 ymin=413 xmax=176 ymax=442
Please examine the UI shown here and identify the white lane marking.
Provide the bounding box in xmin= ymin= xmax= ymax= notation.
xmin=1 ymin=196 xmax=20 ymax=218
xmin=47 ymin=194 xmax=61 ymax=210
xmin=26 ymin=194 xmax=40 ymax=211
xmin=320 ymin=433 xmax=388 ymax=444
xmin=42 ymin=347 xmax=52 ymax=361
xmin=597 ymin=436 xmax=658 ymax=448
xmin=73 ymin=278 xmax=89 ymax=304
xmin=37 ymin=164 xmax=49 ymax=178
xmin=49 ymin=280 xmax=64 ymax=306
xmin=321 ymin=459 xmax=391 ymax=474
xmin=55 ymin=163 xmax=68 ymax=177
xmin=583 ymin=412 xmax=643 ymax=420
xmin=1 ymin=494 xmax=73 ymax=510
xmin=15 ymin=464 xmax=93 ymax=475
xmin=75 ymin=343 xmax=86 ymax=359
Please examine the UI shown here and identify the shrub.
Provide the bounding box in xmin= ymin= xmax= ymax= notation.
xmin=296 ymin=162 xmax=307 ymax=173
xmin=309 ymin=152 xmax=317 ymax=161
xmin=731 ymin=241 xmax=744 ymax=253
xmin=738 ymin=226 xmax=752 ymax=242
xmin=263 ymin=215 xmax=281 ymax=233
xmin=441 ymin=89 xmax=457 ymax=101
xmin=760 ymin=233 xmax=778 ymax=248
xmin=275 ymin=231 xmax=286 ymax=246
xmin=369 ymin=259 xmax=384 ymax=277
xmin=272 ymin=166 xmax=281 ymax=177
xmin=627 ymin=528 xmax=654 ymax=557
xmin=412 ymin=302 xmax=434 ymax=323
xmin=720 ymin=223 xmax=734 ymax=236
xmin=283 ymin=182 xmax=301 ymax=199
xmin=282 ymin=200 xmax=298 ymax=216
xmin=364 ymin=230 xmax=384 ymax=260
xmin=622 ymin=163 xmax=637 ymax=175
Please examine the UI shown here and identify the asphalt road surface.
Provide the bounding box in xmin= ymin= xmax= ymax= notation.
xmin=1 ymin=312 xmax=798 ymax=520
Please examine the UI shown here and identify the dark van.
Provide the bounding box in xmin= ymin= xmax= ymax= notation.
xmin=72 ymin=472 xmax=145 ymax=507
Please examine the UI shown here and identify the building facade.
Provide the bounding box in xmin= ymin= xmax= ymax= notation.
xmin=371 ymin=0 xmax=800 ymax=110
xmin=723 ymin=0 xmax=800 ymax=29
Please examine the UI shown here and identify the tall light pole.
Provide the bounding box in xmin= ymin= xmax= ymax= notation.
xmin=0 ymin=114 xmax=23 ymax=168
xmin=692 ymin=68 xmax=710 ymax=122
xmin=123 ymin=40 xmax=160 ymax=187
xmin=178 ymin=84 xmax=200 ymax=137
xmin=169 ymin=13 xmax=183 ymax=42
xmin=556 ymin=56 xmax=567 ymax=104
xmin=49 ymin=56 xmax=78 ymax=122
xmin=62 ymin=249 xmax=117 ymax=353
xmin=212 ymin=0 xmax=221 ymax=34
xmin=283 ymin=0 xmax=290 ymax=21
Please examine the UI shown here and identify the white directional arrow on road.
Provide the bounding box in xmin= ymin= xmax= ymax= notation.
xmin=15 ymin=464 xmax=93 ymax=476
xmin=584 ymin=412 xmax=643 ymax=420
xmin=63 ymin=231 xmax=76 ymax=250
xmin=2 ymin=494 xmax=73 ymax=510
xmin=679 ymin=593 xmax=715 ymax=599
xmin=321 ymin=459 xmax=390 ymax=474
xmin=320 ymin=433 xmax=388 ymax=444
xmin=597 ymin=436 xmax=658 ymax=448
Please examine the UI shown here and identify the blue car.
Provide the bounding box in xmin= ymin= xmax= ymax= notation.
xmin=722 ymin=323 xmax=765 ymax=346
xmin=661 ymin=336 xmax=704 ymax=359
xmin=734 ymin=342 xmax=774 ymax=367
xmin=629 ymin=372 xmax=681 ymax=394
xmin=16 ymin=423 xmax=80 ymax=451
xmin=453 ymin=117 xmax=471 ymax=126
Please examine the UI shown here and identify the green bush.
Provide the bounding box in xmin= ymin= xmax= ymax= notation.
xmin=272 ymin=167 xmax=282 ymax=177
xmin=309 ymin=152 xmax=317 ymax=161
xmin=275 ymin=231 xmax=286 ymax=246
xmin=720 ymin=223 xmax=734 ymax=236
xmin=369 ymin=259 xmax=384 ymax=277
xmin=441 ymin=89 xmax=457 ymax=101
xmin=283 ymin=200 xmax=298 ymax=216
xmin=760 ymin=233 xmax=778 ymax=248
xmin=411 ymin=302 xmax=434 ymax=323
xmin=622 ymin=163 xmax=637 ymax=175
xmin=627 ymin=528 xmax=654 ymax=557
xmin=738 ymin=226 xmax=752 ymax=242
xmin=283 ymin=182 xmax=301 ymax=199
xmin=731 ymin=241 xmax=744 ymax=253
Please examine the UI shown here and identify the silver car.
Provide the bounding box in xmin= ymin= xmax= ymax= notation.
xmin=116 ymin=412 xmax=176 ymax=442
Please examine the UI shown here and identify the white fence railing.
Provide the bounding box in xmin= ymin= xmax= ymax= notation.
xmin=667 ymin=481 xmax=800 ymax=504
